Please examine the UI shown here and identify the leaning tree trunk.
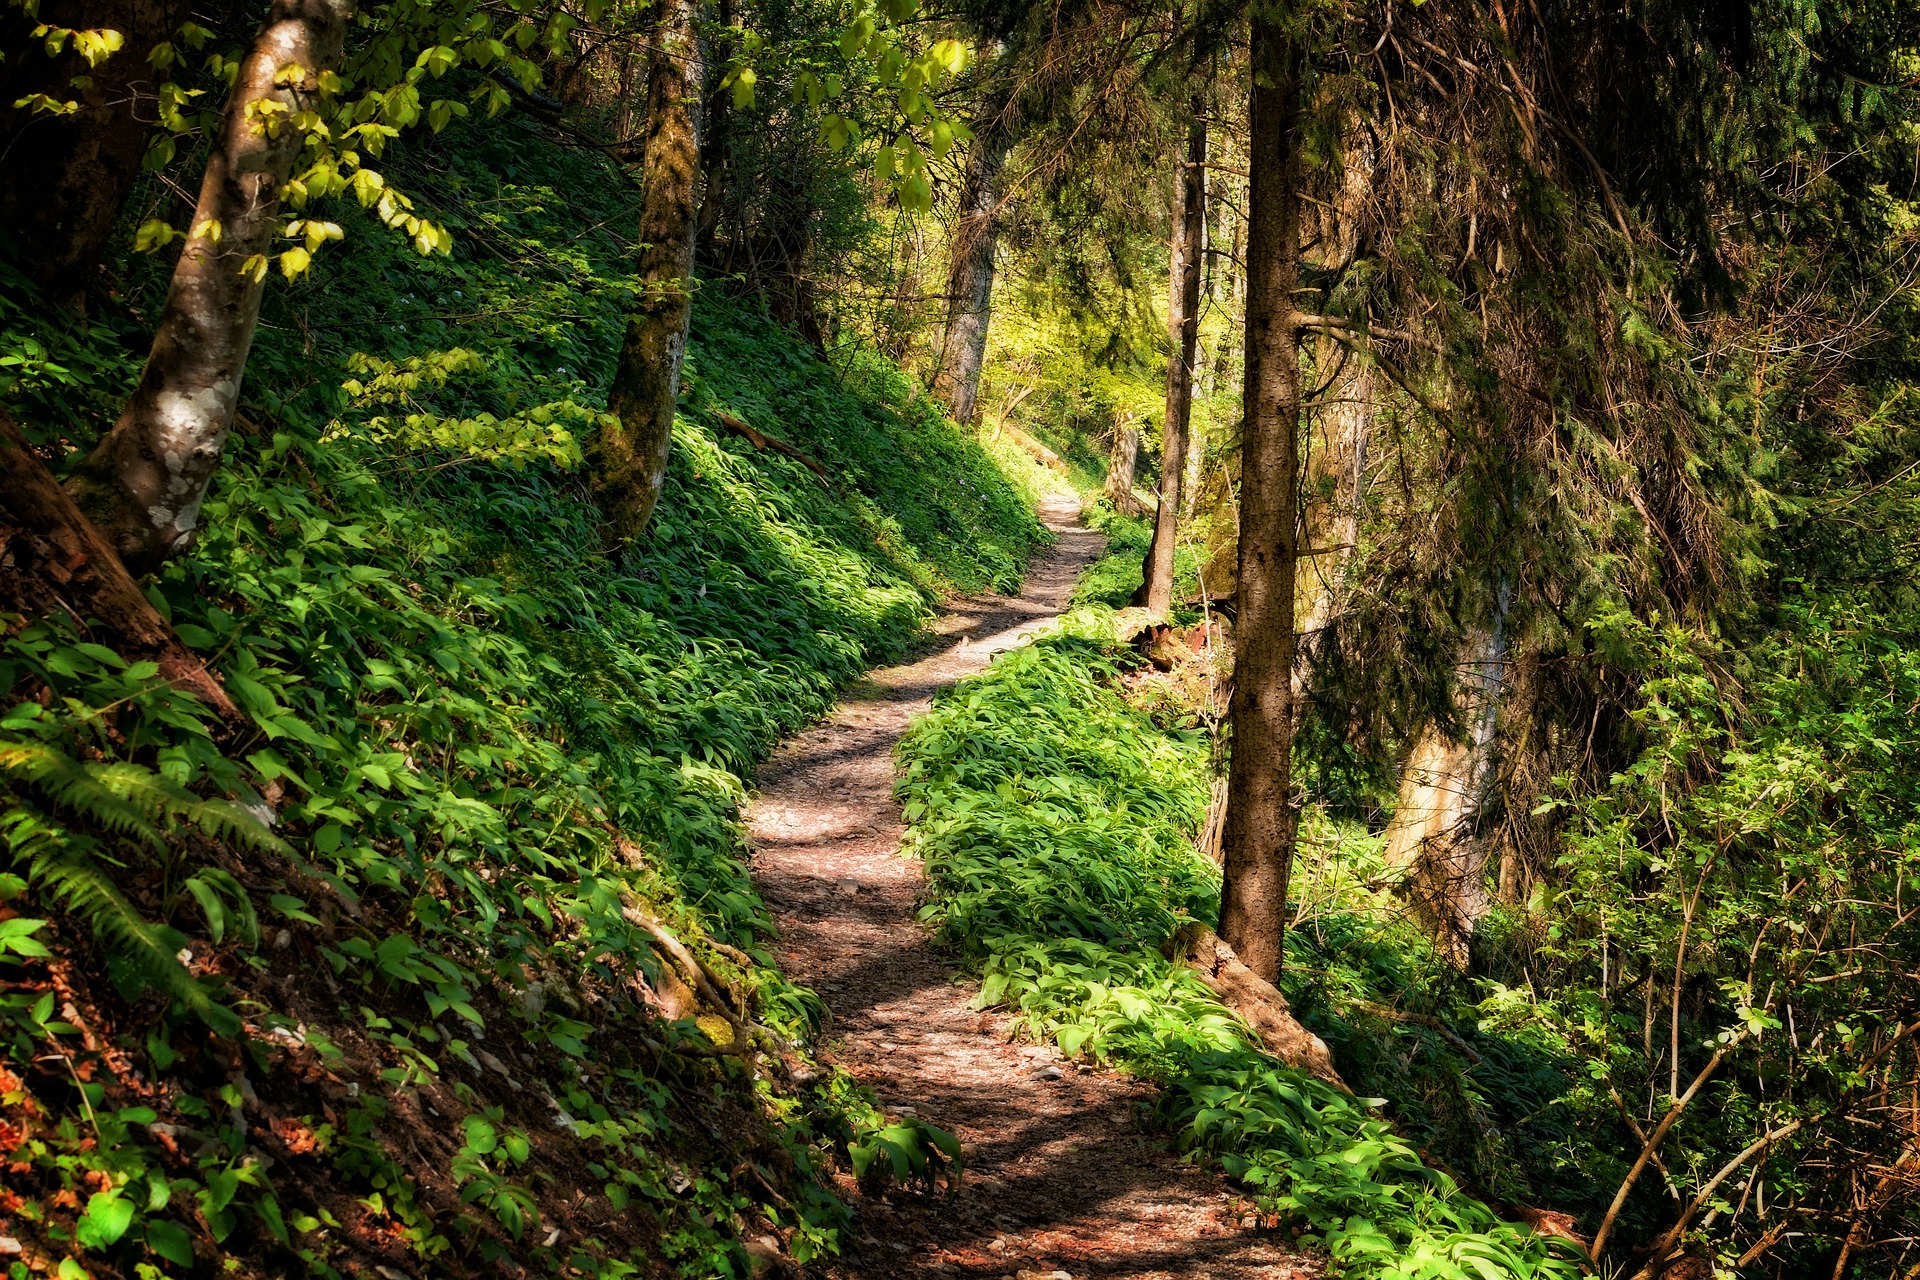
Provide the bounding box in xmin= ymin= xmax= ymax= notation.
xmin=65 ymin=0 xmax=354 ymax=571
xmin=931 ymin=94 xmax=1013 ymax=427
xmin=1217 ymin=19 xmax=1302 ymax=986
xmin=1135 ymin=102 xmax=1207 ymax=614
xmin=0 ymin=413 xmax=236 ymax=719
xmin=591 ymin=0 xmax=707 ymax=544
xmin=0 ymin=0 xmax=192 ymax=314
xmin=1384 ymin=583 xmax=1511 ymax=966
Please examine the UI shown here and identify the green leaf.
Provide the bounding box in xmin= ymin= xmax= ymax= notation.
xmin=76 ymin=1190 xmax=135 ymax=1248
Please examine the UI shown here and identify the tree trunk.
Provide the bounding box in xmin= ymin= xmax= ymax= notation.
xmin=1218 ymin=18 xmax=1302 ymax=985
xmin=1384 ymin=582 xmax=1512 ymax=966
xmin=1136 ymin=102 xmax=1207 ymax=614
xmin=591 ymin=0 xmax=706 ymax=544
xmin=693 ymin=0 xmax=737 ymax=258
xmin=0 ymin=0 xmax=191 ymax=314
xmin=0 ymin=412 xmax=236 ymax=720
xmin=1104 ymin=417 xmax=1149 ymax=517
xmin=1295 ymin=114 xmax=1374 ymax=679
xmin=65 ymin=0 xmax=354 ymax=572
xmin=931 ymin=101 xmax=1012 ymax=427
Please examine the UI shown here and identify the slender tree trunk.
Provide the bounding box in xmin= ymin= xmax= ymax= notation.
xmin=65 ymin=0 xmax=354 ymax=571
xmin=1104 ymin=416 xmax=1148 ymax=517
xmin=1218 ymin=18 xmax=1302 ymax=985
xmin=592 ymin=0 xmax=706 ymax=544
xmin=1295 ymin=114 xmax=1374 ymax=678
xmin=931 ymin=97 xmax=1012 ymax=427
xmin=0 ymin=0 xmax=191 ymax=313
xmin=693 ymin=0 xmax=737 ymax=258
xmin=1136 ymin=102 xmax=1207 ymax=613
xmin=0 ymin=412 xmax=236 ymax=719
xmin=1384 ymin=581 xmax=1512 ymax=966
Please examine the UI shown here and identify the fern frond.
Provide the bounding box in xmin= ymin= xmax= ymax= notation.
xmin=15 ymin=829 xmax=237 ymax=1034
xmin=0 ymin=744 xmax=168 ymax=852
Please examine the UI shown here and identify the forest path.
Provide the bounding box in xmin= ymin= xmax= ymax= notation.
xmin=747 ymin=494 xmax=1317 ymax=1280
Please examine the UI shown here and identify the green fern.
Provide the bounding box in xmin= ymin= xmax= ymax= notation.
xmin=0 ymin=739 xmax=286 ymax=1035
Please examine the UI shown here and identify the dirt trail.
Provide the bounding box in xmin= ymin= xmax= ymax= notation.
xmin=748 ymin=494 xmax=1315 ymax=1280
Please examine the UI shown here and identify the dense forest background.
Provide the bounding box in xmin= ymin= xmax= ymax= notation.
xmin=3 ymin=0 xmax=1920 ymax=1277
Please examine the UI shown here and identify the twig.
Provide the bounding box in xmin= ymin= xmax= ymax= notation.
xmin=711 ymin=409 xmax=832 ymax=484
xmin=1591 ymin=1034 xmax=1745 ymax=1259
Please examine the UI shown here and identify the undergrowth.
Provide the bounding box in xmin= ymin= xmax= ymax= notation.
xmin=0 ymin=121 xmax=1034 ymax=1277
xmin=1068 ymin=502 xmax=1202 ymax=616
xmin=895 ymin=612 xmax=1585 ymax=1280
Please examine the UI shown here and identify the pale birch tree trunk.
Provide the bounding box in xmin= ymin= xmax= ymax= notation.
xmin=591 ymin=0 xmax=707 ymax=544
xmin=67 ymin=0 xmax=353 ymax=570
xmin=1384 ymin=582 xmax=1512 ymax=966
xmin=1104 ymin=417 xmax=1148 ymax=517
xmin=1295 ymin=117 xmax=1375 ymax=681
xmin=1137 ymin=102 xmax=1207 ymax=614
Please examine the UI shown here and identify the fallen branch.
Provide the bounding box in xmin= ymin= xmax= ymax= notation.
xmin=1355 ymin=1000 xmax=1485 ymax=1066
xmin=711 ymin=409 xmax=830 ymax=483
xmin=625 ymin=890 xmax=783 ymax=1059
xmin=0 ymin=411 xmax=239 ymax=722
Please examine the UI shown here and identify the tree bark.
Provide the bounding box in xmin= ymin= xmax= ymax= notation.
xmin=0 ymin=412 xmax=236 ymax=719
xmin=0 ymin=0 xmax=191 ymax=314
xmin=1104 ymin=417 xmax=1150 ymax=517
xmin=1218 ymin=18 xmax=1302 ymax=985
xmin=1384 ymin=582 xmax=1511 ymax=966
xmin=1136 ymin=102 xmax=1208 ymax=614
xmin=591 ymin=0 xmax=706 ymax=544
xmin=931 ymin=97 xmax=1013 ymax=427
xmin=64 ymin=0 xmax=354 ymax=572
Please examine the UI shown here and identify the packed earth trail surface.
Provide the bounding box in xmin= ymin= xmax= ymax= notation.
xmin=748 ymin=495 xmax=1319 ymax=1280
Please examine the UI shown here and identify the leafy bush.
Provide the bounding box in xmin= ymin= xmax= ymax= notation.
xmin=897 ymin=612 xmax=1584 ymax=1279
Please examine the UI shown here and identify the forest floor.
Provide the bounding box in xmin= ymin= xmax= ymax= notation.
xmin=748 ymin=494 xmax=1320 ymax=1280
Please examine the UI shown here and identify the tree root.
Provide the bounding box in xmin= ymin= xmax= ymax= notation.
xmin=1166 ymin=922 xmax=1348 ymax=1090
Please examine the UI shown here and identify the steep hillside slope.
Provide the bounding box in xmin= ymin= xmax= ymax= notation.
xmin=0 ymin=122 xmax=1044 ymax=1279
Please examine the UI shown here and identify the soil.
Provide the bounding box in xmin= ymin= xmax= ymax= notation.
xmin=748 ymin=494 xmax=1319 ymax=1280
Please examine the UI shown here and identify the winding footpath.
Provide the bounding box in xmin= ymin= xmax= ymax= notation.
xmin=747 ymin=495 xmax=1318 ymax=1280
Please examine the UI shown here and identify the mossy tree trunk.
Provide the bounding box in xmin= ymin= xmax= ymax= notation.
xmin=1136 ymin=101 xmax=1208 ymax=614
xmin=592 ymin=0 xmax=707 ymax=544
xmin=65 ymin=0 xmax=354 ymax=572
xmin=931 ymin=100 xmax=1012 ymax=427
xmin=1219 ymin=16 xmax=1302 ymax=986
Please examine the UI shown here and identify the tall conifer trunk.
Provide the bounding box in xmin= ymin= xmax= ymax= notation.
xmin=65 ymin=0 xmax=353 ymax=571
xmin=592 ymin=0 xmax=706 ymax=543
xmin=1218 ymin=17 xmax=1302 ymax=985
xmin=1136 ymin=101 xmax=1207 ymax=613
xmin=0 ymin=0 xmax=192 ymax=313
xmin=931 ymin=97 xmax=1012 ymax=427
